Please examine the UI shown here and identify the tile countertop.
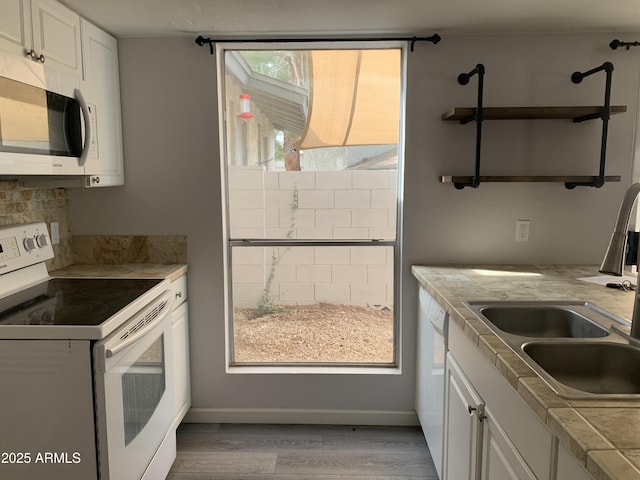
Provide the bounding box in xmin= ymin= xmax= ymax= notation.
xmin=51 ymin=263 xmax=188 ymax=282
xmin=411 ymin=264 xmax=640 ymax=480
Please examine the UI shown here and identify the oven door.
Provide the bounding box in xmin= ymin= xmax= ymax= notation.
xmin=93 ymin=290 xmax=175 ymax=480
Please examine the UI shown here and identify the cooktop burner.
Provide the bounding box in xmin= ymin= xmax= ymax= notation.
xmin=0 ymin=278 xmax=163 ymax=327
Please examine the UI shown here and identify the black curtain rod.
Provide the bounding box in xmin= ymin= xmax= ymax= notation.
xmin=195 ymin=34 xmax=441 ymax=54
xmin=610 ymin=39 xmax=640 ymax=50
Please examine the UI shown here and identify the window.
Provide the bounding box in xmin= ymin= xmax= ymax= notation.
xmin=218 ymin=42 xmax=405 ymax=367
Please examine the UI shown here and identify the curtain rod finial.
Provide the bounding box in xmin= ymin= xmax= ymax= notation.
xmin=195 ymin=36 xmax=215 ymax=54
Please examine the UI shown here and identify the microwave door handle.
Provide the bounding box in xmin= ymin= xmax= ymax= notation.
xmin=74 ymin=88 xmax=91 ymax=167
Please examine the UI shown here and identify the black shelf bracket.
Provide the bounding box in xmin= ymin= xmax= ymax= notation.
xmin=454 ymin=64 xmax=485 ymax=189
xmin=565 ymin=62 xmax=614 ymax=189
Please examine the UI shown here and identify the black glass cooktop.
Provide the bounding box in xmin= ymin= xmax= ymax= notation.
xmin=0 ymin=278 xmax=163 ymax=326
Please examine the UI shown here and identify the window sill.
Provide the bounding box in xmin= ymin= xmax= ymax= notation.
xmin=226 ymin=365 xmax=401 ymax=375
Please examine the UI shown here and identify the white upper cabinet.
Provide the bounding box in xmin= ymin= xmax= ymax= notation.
xmin=32 ymin=0 xmax=82 ymax=76
xmin=80 ymin=19 xmax=124 ymax=186
xmin=0 ymin=0 xmax=82 ymax=77
xmin=0 ymin=0 xmax=124 ymax=186
xmin=0 ymin=0 xmax=32 ymax=53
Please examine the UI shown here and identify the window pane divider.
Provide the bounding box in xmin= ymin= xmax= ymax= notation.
xmin=229 ymin=239 xmax=396 ymax=247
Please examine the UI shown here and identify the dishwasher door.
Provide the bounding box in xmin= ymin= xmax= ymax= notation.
xmin=416 ymin=286 xmax=448 ymax=478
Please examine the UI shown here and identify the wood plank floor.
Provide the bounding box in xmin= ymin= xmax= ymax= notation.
xmin=167 ymin=423 xmax=438 ymax=479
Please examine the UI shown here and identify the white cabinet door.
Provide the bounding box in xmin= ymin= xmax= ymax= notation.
xmin=444 ymin=354 xmax=484 ymax=480
xmin=0 ymin=0 xmax=81 ymax=76
xmin=481 ymin=407 xmax=537 ymax=480
xmin=0 ymin=0 xmax=32 ymax=55
xmin=30 ymin=0 xmax=82 ymax=76
xmin=80 ymin=19 xmax=124 ymax=186
xmin=172 ymin=301 xmax=191 ymax=427
xmin=171 ymin=275 xmax=190 ymax=428
xmin=449 ymin=319 xmax=555 ymax=480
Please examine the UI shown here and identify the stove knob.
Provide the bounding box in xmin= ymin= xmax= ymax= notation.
xmin=36 ymin=234 xmax=48 ymax=248
xmin=23 ymin=237 xmax=36 ymax=252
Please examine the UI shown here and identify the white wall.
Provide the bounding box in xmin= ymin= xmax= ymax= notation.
xmin=70 ymin=33 xmax=640 ymax=424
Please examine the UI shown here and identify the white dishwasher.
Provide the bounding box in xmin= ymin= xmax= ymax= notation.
xmin=415 ymin=286 xmax=448 ymax=479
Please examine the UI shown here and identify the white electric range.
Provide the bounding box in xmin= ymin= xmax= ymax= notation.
xmin=0 ymin=222 xmax=176 ymax=480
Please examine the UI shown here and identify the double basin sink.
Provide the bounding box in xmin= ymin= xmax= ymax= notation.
xmin=466 ymin=301 xmax=640 ymax=398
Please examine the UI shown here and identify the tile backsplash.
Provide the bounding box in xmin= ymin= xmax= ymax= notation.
xmin=0 ymin=180 xmax=72 ymax=271
xmin=0 ymin=181 xmax=187 ymax=271
xmin=72 ymin=235 xmax=187 ymax=264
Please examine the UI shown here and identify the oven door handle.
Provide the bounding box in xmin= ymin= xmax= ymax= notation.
xmin=105 ymin=290 xmax=174 ymax=359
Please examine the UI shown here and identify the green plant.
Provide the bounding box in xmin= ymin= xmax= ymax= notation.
xmin=254 ymin=185 xmax=298 ymax=317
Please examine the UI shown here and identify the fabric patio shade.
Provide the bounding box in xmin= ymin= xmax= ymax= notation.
xmin=299 ymin=49 xmax=401 ymax=149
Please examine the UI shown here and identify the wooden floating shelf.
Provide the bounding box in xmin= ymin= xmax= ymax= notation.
xmin=441 ymin=106 xmax=627 ymax=121
xmin=440 ymin=175 xmax=622 ymax=184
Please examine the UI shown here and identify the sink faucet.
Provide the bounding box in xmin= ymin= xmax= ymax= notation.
xmin=600 ymin=182 xmax=640 ymax=338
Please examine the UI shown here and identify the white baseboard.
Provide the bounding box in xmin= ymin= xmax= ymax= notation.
xmin=183 ymin=408 xmax=419 ymax=426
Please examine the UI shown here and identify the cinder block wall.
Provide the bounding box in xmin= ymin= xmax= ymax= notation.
xmin=229 ymin=167 xmax=396 ymax=309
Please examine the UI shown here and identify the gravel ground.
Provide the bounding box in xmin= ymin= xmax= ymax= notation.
xmin=233 ymin=303 xmax=394 ymax=363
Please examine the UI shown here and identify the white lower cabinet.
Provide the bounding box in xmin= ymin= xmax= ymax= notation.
xmin=171 ymin=274 xmax=191 ymax=428
xmin=444 ymin=354 xmax=536 ymax=480
xmin=443 ymin=320 xmax=562 ymax=480
xmin=481 ymin=407 xmax=537 ymax=480
xmin=444 ymin=355 xmax=484 ymax=480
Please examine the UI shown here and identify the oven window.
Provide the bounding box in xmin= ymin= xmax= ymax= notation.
xmin=121 ymin=335 xmax=166 ymax=446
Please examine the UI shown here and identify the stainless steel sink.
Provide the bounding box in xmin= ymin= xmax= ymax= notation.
xmin=523 ymin=342 xmax=640 ymax=396
xmin=467 ymin=301 xmax=612 ymax=339
xmin=465 ymin=301 xmax=639 ymax=398
xmin=478 ymin=304 xmax=609 ymax=338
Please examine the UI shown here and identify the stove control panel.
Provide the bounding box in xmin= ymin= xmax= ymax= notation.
xmin=0 ymin=222 xmax=54 ymax=273
xmin=0 ymin=236 xmax=20 ymax=262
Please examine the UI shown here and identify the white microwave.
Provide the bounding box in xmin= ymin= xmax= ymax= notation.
xmin=0 ymin=51 xmax=93 ymax=175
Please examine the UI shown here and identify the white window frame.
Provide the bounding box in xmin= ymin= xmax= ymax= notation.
xmin=216 ymin=40 xmax=407 ymax=373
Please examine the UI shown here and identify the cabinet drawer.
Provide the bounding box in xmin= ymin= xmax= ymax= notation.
xmin=171 ymin=275 xmax=187 ymax=307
